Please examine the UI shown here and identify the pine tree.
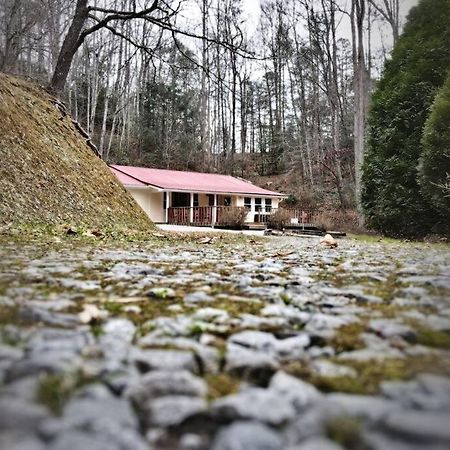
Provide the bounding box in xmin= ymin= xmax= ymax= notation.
xmin=361 ymin=0 xmax=450 ymax=237
xmin=419 ymin=72 xmax=450 ymax=227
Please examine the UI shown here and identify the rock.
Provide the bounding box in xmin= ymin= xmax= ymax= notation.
xmin=184 ymin=291 xmax=215 ymax=303
xmin=325 ymin=393 xmax=399 ymax=423
xmin=211 ymin=387 xmax=296 ymax=426
xmin=132 ymin=348 xmax=199 ymax=373
xmin=320 ymin=234 xmax=337 ymax=248
xmin=228 ymin=330 xmax=310 ymax=360
xmin=310 ymin=360 xmax=357 ymax=378
xmin=369 ymin=319 xmax=416 ymax=341
xmin=381 ymin=374 xmax=450 ymax=411
xmin=192 ymin=308 xmax=229 ymax=322
xmin=138 ymin=335 xmax=221 ymax=373
xmin=18 ymin=305 xmax=79 ymax=327
xmin=126 ymin=370 xmax=207 ymax=408
xmin=287 ymin=437 xmax=345 ymax=450
xmin=143 ymin=395 xmax=207 ymax=428
xmin=47 ymin=431 xmax=120 ymax=450
xmin=78 ymin=304 xmax=109 ymax=324
xmin=146 ymin=287 xmax=176 ymax=299
xmin=180 ymin=433 xmax=206 ymax=450
xmin=381 ymin=410 xmax=450 ymax=444
xmin=305 ymin=313 xmax=358 ymax=339
xmin=269 ymin=371 xmax=323 ymax=412
xmin=0 ymin=432 xmax=45 ymax=450
xmin=102 ymin=318 xmax=136 ymax=344
xmin=212 ymin=421 xmax=283 ymax=450
xmin=0 ymin=398 xmax=49 ymax=432
xmin=225 ymin=343 xmax=279 ymax=385
xmin=337 ymin=346 xmax=404 ymax=361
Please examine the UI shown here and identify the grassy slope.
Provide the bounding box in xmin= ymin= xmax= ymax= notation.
xmin=0 ymin=74 xmax=152 ymax=231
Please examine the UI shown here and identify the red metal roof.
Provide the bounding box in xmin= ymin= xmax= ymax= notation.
xmin=110 ymin=165 xmax=284 ymax=197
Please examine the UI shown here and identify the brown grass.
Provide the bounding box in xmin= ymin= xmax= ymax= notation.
xmin=0 ymin=74 xmax=152 ymax=231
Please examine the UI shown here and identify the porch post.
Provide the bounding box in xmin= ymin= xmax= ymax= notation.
xmin=212 ymin=194 xmax=217 ymax=226
xmin=189 ymin=192 xmax=194 ymax=224
xmin=165 ymin=192 xmax=171 ymax=223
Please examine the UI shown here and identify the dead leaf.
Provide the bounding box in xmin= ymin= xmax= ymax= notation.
xmin=198 ymin=237 xmax=213 ymax=244
xmin=79 ymin=304 xmax=108 ymax=324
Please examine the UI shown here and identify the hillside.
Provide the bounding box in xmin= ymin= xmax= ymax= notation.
xmin=0 ymin=74 xmax=152 ymax=231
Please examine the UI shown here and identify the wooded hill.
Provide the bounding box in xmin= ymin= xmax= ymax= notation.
xmin=0 ymin=74 xmax=152 ymax=231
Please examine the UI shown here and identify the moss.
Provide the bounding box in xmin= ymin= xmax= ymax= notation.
xmin=0 ymin=305 xmax=19 ymax=325
xmin=326 ymin=417 xmax=369 ymax=450
xmin=0 ymin=74 xmax=153 ymax=232
xmin=205 ymin=373 xmax=240 ymax=400
xmin=416 ymin=329 xmax=450 ymax=349
xmin=329 ymin=322 xmax=366 ymax=353
xmin=36 ymin=372 xmax=87 ymax=415
xmin=285 ymin=355 xmax=450 ymax=396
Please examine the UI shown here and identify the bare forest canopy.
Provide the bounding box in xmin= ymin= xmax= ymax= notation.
xmin=0 ymin=73 xmax=153 ymax=230
xmin=0 ymin=0 xmax=411 ymax=210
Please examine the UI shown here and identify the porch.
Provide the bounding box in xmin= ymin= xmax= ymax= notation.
xmin=167 ymin=206 xmax=319 ymax=228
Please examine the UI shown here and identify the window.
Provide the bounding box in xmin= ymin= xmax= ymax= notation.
xmin=255 ymin=197 xmax=262 ymax=212
xmin=163 ymin=192 xmax=167 ymax=210
xmin=265 ymin=198 xmax=272 ymax=212
xmin=193 ymin=193 xmax=199 ymax=207
xmin=207 ymin=194 xmax=215 ymax=206
xmin=172 ymin=192 xmax=190 ymax=207
xmin=244 ymin=197 xmax=252 ymax=209
xmin=224 ymin=196 xmax=232 ymax=206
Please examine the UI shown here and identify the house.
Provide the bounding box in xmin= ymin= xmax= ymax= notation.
xmin=110 ymin=164 xmax=285 ymax=226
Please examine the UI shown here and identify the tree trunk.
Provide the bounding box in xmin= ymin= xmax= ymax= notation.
xmin=49 ymin=0 xmax=88 ymax=94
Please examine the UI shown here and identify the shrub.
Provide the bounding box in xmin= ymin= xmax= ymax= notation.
xmin=267 ymin=209 xmax=292 ymax=229
xmin=218 ymin=207 xmax=247 ymax=228
xmin=361 ymin=0 xmax=450 ymax=237
xmin=315 ymin=210 xmax=362 ymax=233
xmin=418 ymin=72 xmax=450 ymax=223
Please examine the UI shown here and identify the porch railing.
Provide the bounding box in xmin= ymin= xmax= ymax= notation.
xmin=168 ymin=206 xmax=319 ymax=228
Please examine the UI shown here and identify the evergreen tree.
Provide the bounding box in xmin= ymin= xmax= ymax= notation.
xmin=361 ymin=0 xmax=450 ymax=237
xmin=419 ymin=71 xmax=450 ymax=226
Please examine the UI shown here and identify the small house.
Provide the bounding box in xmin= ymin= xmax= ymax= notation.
xmin=110 ymin=165 xmax=285 ymax=226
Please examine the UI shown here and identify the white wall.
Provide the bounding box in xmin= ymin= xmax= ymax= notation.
xmin=127 ymin=187 xmax=165 ymax=223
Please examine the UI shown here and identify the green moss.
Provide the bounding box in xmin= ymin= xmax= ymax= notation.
xmin=329 ymin=323 xmax=366 ymax=353
xmin=416 ymin=329 xmax=450 ymax=349
xmin=205 ymin=373 xmax=240 ymax=400
xmin=0 ymin=305 xmax=19 ymax=325
xmin=36 ymin=372 xmax=87 ymax=415
xmin=326 ymin=417 xmax=369 ymax=450
xmin=286 ymin=355 xmax=450 ymax=395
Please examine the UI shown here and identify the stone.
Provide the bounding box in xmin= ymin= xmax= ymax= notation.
xmin=126 ymin=370 xmax=207 ymax=407
xmin=138 ymin=335 xmax=221 ymax=373
xmin=381 ymin=374 xmax=450 ymax=411
xmin=228 ymin=330 xmax=310 ymax=360
xmin=132 ymin=348 xmax=199 ymax=373
xmin=18 ymin=305 xmax=79 ymax=327
xmin=225 ymin=343 xmax=279 ymax=385
xmin=269 ymin=371 xmax=322 ymax=412
xmin=211 ymin=387 xmax=296 ymax=426
xmin=0 ymin=398 xmax=49 ymax=432
xmin=310 ymin=360 xmax=357 ymax=378
xmin=212 ymin=421 xmax=283 ymax=450
xmin=144 ymin=395 xmax=207 ymax=428
xmin=184 ymin=291 xmax=215 ymax=303
xmin=78 ymin=304 xmax=109 ymax=324
xmin=381 ymin=410 xmax=450 ymax=444
xmin=287 ymin=437 xmax=345 ymax=450
xmin=319 ymin=234 xmax=337 ymax=248
xmin=146 ymin=287 xmax=176 ymax=298
xmin=305 ymin=313 xmax=358 ymax=339
xmin=369 ymin=319 xmax=416 ymax=341
xmin=0 ymin=432 xmax=45 ymax=450
xmin=325 ymin=393 xmax=399 ymax=423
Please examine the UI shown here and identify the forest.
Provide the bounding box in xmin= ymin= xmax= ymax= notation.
xmin=1 ymin=0 xmax=449 ymax=236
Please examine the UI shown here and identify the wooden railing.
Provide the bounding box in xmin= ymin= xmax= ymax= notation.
xmin=168 ymin=206 xmax=319 ymax=227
